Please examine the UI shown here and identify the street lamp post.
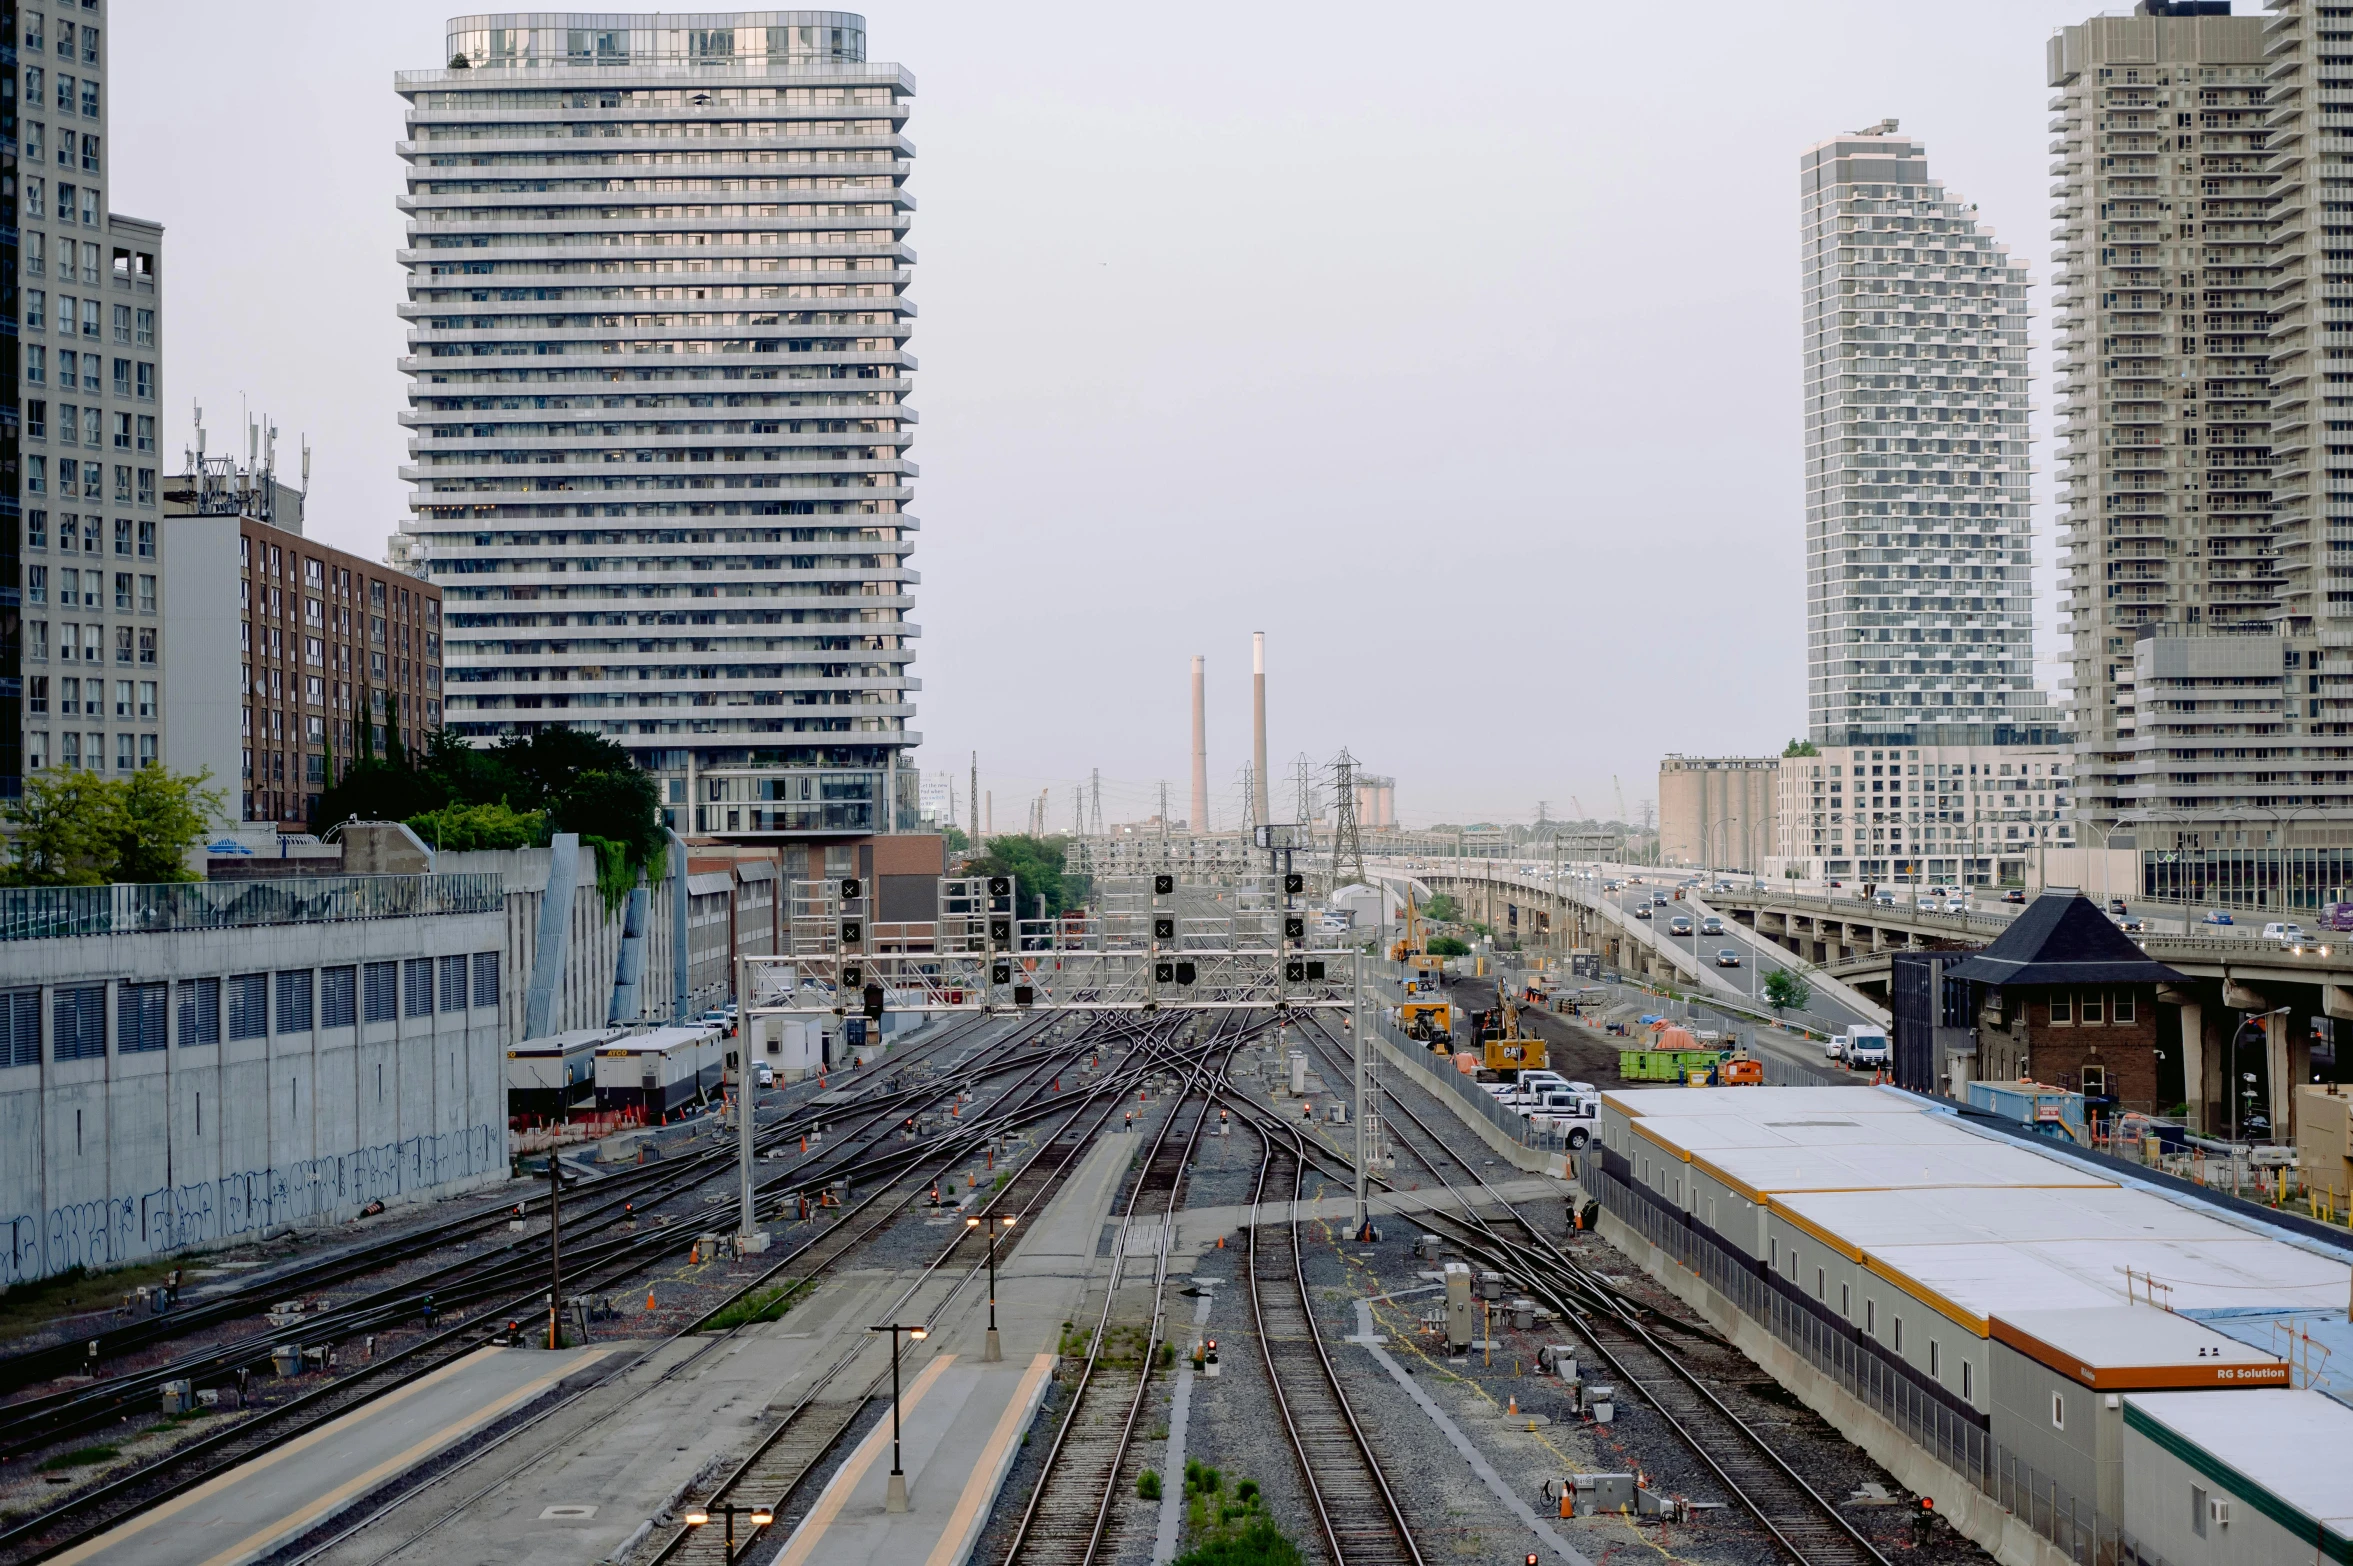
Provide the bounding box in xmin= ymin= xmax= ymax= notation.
xmin=681 ymin=1502 xmax=774 ymax=1556
xmin=869 ymin=1322 xmax=929 ymax=1511
xmin=966 ymin=1214 xmax=1016 ymax=1362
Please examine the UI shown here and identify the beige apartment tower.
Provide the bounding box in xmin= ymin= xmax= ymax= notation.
xmin=2048 ymin=6 xmax=2278 ymax=827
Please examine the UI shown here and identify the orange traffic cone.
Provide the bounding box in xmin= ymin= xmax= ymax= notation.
xmin=1508 ymin=1395 xmax=1519 ymax=1415
xmin=646 ymin=1287 xmax=657 ymax=1311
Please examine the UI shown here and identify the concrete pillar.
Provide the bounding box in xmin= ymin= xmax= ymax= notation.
xmin=2178 ymin=1000 xmax=2204 ymax=1134
xmin=2266 ymin=1011 xmax=2292 ymax=1143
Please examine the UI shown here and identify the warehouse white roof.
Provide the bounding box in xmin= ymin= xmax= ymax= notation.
xmin=2125 ymin=1390 xmax=2353 ymax=1540
xmin=1631 ymin=1110 xmax=1985 ymax=1156
xmin=1865 ymin=1234 xmax=2351 ymax=1331
xmin=1774 ymin=1184 xmax=2241 ymax=1250
xmin=1604 ymin=1084 xmax=1924 ymax=1119
xmin=1685 ymin=1138 xmax=2111 ymax=1201
xmin=1993 ymin=1307 xmax=2285 ymax=1389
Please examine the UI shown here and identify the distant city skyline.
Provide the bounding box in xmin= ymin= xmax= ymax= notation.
xmin=111 ymin=0 xmax=2116 ymax=821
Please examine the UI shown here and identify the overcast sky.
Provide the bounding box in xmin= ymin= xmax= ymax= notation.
xmin=113 ymin=0 xmax=2119 ymax=830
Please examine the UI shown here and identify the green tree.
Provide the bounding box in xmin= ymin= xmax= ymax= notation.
xmin=3 ymin=769 xmax=122 ymax=885
xmin=965 ymin=834 xmax=1082 ymax=919
xmin=1762 ymin=966 xmax=1813 ymax=1013
xmin=2 ymin=766 xmax=223 ymax=886
xmin=1782 ymin=738 xmax=1820 ymax=757
xmin=112 ymin=766 xmax=227 ymax=883
xmin=1421 ymin=892 xmax=1462 ymax=922
xmin=940 ymin=823 xmax=972 ymax=856
xmin=405 ymin=800 xmax=546 ymax=852
xmin=1426 ymin=935 xmax=1470 ymax=958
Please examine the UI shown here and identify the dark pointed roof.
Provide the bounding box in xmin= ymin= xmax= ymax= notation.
xmin=1940 ymin=892 xmax=2185 ymax=988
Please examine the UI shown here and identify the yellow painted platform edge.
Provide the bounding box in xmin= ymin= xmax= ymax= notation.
xmin=773 ymin=1352 xmax=957 ymax=1566
xmin=922 ymin=1354 xmax=1056 ymax=1566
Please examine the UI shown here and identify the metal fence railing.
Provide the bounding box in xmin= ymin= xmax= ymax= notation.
xmin=1372 ymin=1015 xmax=1570 ymax=1153
xmin=1598 ymin=1166 xmax=2120 ymax=1565
xmin=0 ymin=873 xmax=505 ymax=942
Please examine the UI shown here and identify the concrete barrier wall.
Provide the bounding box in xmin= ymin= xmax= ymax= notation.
xmin=0 ymin=907 xmax=508 ymax=1285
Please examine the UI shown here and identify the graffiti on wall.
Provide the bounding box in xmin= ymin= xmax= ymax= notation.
xmin=2 ymin=1122 xmax=504 ymax=1285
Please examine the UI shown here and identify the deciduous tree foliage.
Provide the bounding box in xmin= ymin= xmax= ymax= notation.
xmin=2 ymin=766 xmax=226 ymax=886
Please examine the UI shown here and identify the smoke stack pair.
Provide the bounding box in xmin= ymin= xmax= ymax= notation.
xmin=1188 ymin=633 xmax=1271 ymax=834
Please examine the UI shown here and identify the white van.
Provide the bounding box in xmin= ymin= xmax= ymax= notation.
xmin=1841 ymin=1026 xmax=1890 ymax=1068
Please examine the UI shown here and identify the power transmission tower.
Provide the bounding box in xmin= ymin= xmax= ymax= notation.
xmin=1158 ymin=780 xmax=1170 ymax=836
xmin=1328 ymin=748 xmax=1366 ymax=888
xmin=1073 ymin=785 xmax=1085 ymax=838
xmin=969 ymin=752 xmax=979 ymax=847
xmin=1293 ymin=753 xmax=1315 ymax=826
xmin=1240 ymin=764 xmax=1257 ymax=837
xmin=1090 ymin=768 xmax=1103 ymax=836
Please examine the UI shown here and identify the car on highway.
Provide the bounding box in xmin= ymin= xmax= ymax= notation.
xmin=1943 ymin=896 xmax=1967 ymax=914
xmin=2263 ymin=921 xmax=2311 ymax=946
xmin=1668 ymin=916 xmax=1694 ymax=936
xmin=2119 ymin=915 xmax=2145 ymax=933
xmin=2108 ymin=897 xmax=2129 ymax=915
xmin=1872 ymin=891 xmax=1900 ymax=908
xmin=1715 ymin=947 xmax=1741 ymax=967
xmin=2202 ymin=910 xmax=2235 ymax=926
xmin=1699 ymin=915 xmax=1725 ymax=935
xmin=1633 ymin=905 xmax=1652 ymax=919
xmin=1916 ymin=896 xmax=1940 ymax=913
xmin=1652 ymin=891 xmax=1671 ymax=906
xmin=2002 ymin=889 xmax=2026 ymax=904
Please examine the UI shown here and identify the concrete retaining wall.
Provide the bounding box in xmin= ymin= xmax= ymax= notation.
xmin=0 ymin=907 xmax=508 ymax=1286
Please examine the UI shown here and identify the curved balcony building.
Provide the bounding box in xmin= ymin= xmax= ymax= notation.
xmin=392 ymin=12 xmax=920 ymax=837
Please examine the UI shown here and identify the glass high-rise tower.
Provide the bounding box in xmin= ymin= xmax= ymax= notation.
xmin=394 ymin=12 xmax=920 ymax=837
xmin=1800 ymin=121 xmax=2061 ymax=749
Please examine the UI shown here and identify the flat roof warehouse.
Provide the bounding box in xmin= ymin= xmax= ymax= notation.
xmin=1590 ymin=1085 xmax=2353 ymax=1566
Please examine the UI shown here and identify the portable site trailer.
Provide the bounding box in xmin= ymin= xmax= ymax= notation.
xmin=594 ymin=1024 xmax=726 ymax=1115
xmin=507 ymin=1025 xmax=630 ymax=1117
xmin=752 ymin=1013 xmax=827 ymax=1081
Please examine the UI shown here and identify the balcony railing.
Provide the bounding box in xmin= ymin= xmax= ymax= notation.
xmin=0 ymin=873 xmax=504 ymax=942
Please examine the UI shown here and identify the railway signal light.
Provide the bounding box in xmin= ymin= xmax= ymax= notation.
xmin=1155 ymin=961 xmax=1174 ymax=983
xmin=1154 ymin=874 xmax=1174 ymax=895
xmin=1174 ymin=960 xmax=1197 ymax=985
xmin=842 ymin=963 xmax=864 ymax=988
xmin=989 ymin=917 xmax=1013 ymax=944
xmin=1013 ymin=984 xmax=1035 ymax=1007
xmin=1285 ymin=961 xmax=1305 ymax=982
xmin=863 ymin=983 xmax=886 ymax=1020
xmin=1283 ymin=872 xmax=1304 ymax=895
xmin=987 ymin=875 xmax=1012 ymax=898
xmin=1305 ymin=960 xmax=1326 ymax=980
xmin=839 ymin=919 xmax=863 ymax=947
xmin=841 ymin=877 xmax=863 ymax=901
xmin=992 ymin=961 xmax=1013 ymax=985
xmin=1154 ymin=916 xmax=1176 ymax=940
xmin=1284 ymin=916 xmax=1305 ymax=941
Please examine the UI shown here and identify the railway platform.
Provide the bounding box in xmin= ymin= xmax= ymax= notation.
xmin=52 ymin=1344 xmax=618 ymax=1566
xmin=765 ymin=1123 xmax=1136 ymax=1566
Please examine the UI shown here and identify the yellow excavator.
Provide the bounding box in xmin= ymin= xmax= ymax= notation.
xmin=1390 ymin=886 xmax=1445 ymax=996
xmin=1473 ymin=991 xmax=1548 ymax=1074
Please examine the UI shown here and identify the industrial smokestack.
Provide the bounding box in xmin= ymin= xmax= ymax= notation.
xmin=1251 ymin=632 xmax=1270 ymax=829
xmin=1190 ymin=656 xmax=1209 ymax=834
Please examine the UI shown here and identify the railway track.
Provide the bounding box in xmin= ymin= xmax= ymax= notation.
xmin=0 ymin=1010 xmax=1013 ymax=1407
xmin=1281 ymin=1015 xmax=1891 ymax=1566
xmin=652 ymin=1010 xmax=1231 ymax=1566
xmin=0 ymin=1011 xmax=1072 ymax=1468
xmin=0 ymin=1012 xmax=1141 ymax=1566
xmin=1245 ymin=1131 xmax=1424 ymax=1566
xmin=994 ymin=1016 xmax=1249 ymax=1566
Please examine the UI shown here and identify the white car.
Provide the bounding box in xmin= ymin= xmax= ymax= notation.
xmin=1944 ymin=897 xmax=1967 ymax=914
xmin=2263 ymin=922 xmax=2310 ymax=946
xmin=1916 ymin=897 xmax=1940 ymax=912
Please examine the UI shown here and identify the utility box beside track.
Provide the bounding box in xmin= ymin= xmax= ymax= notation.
xmin=1444 ymin=1262 xmax=1474 ymax=1351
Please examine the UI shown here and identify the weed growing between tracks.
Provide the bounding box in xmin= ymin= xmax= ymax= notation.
xmin=1174 ymin=1459 xmax=1300 ymax=1566
xmin=700 ymin=1279 xmax=813 ymax=1332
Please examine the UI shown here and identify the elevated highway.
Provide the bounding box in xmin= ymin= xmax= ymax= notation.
xmin=1375 ymin=858 xmax=2353 ymax=1141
